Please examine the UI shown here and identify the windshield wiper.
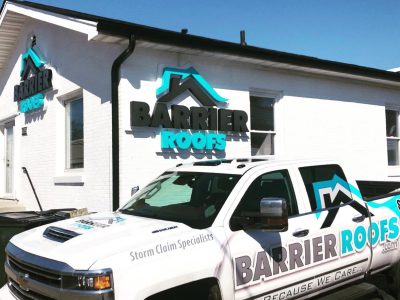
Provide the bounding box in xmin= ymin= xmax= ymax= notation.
xmin=119 ymin=208 xmax=159 ymax=219
xmin=118 ymin=209 xmax=131 ymax=215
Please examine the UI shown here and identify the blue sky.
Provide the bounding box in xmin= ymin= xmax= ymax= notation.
xmin=2 ymin=0 xmax=399 ymax=70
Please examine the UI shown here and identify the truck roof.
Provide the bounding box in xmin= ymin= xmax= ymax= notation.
xmin=167 ymin=157 xmax=338 ymax=175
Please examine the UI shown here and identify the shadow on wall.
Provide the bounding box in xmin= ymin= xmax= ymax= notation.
xmin=54 ymin=182 xmax=84 ymax=186
xmin=227 ymin=133 xmax=249 ymax=142
xmin=46 ymin=30 xmax=123 ymax=104
xmin=24 ymin=107 xmax=46 ymax=123
xmin=156 ymin=149 xmax=226 ymax=160
xmin=23 ymin=89 xmax=61 ymax=124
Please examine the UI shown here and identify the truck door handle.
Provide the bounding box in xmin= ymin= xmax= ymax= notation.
xmin=292 ymin=229 xmax=309 ymax=238
xmin=352 ymin=215 xmax=366 ymax=223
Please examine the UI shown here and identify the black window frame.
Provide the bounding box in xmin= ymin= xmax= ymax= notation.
xmin=249 ymin=94 xmax=276 ymax=156
xmin=230 ymin=169 xmax=299 ymax=231
xmin=386 ymin=108 xmax=400 ymax=166
xmin=299 ymin=164 xmax=352 ymax=213
xmin=66 ymin=97 xmax=84 ymax=169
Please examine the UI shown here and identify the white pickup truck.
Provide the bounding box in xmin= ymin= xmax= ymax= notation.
xmin=2 ymin=158 xmax=400 ymax=300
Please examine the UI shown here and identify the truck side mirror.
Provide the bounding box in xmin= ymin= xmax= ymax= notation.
xmin=131 ymin=186 xmax=139 ymax=196
xmin=259 ymin=197 xmax=288 ymax=231
xmin=230 ymin=197 xmax=288 ymax=232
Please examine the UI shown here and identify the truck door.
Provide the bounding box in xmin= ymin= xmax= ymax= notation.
xmin=227 ymin=165 xmax=370 ymax=300
xmin=295 ymin=164 xmax=371 ymax=289
xmin=227 ymin=167 xmax=316 ymax=300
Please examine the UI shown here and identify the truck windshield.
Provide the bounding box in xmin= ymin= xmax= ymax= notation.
xmin=120 ymin=172 xmax=240 ymax=229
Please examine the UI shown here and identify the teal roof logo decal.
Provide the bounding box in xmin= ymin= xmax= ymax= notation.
xmin=366 ymin=196 xmax=400 ymax=219
xmin=312 ymin=175 xmax=370 ymax=228
xmin=312 ymin=175 xmax=354 ymax=219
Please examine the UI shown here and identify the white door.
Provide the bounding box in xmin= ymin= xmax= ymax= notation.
xmin=5 ymin=124 xmax=14 ymax=195
xmin=227 ymin=168 xmax=318 ymax=300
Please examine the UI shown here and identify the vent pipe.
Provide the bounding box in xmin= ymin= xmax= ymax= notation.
xmin=240 ymin=30 xmax=247 ymax=46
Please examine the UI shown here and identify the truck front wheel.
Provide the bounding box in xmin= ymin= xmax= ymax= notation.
xmin=146 ymin=278 xmax=222 ymax=300
xmin=387 ymin=261 xmax=400 ymax=300
xmin=207 ymin=283 xmax=222 ymax=300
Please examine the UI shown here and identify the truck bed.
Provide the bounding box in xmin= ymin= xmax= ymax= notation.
xmin=356 ymin=180 xmax=400 ymax=199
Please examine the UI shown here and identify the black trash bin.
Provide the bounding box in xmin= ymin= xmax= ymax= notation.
xmin=0 ymin=209 xmax=77 ymax=285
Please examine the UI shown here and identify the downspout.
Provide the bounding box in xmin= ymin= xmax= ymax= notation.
xmin=111 ymin=34 xmax=136 ymax=211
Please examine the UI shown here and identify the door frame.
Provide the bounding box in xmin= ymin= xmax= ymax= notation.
xmin=3 ymin=120 xmax=15 ymax=198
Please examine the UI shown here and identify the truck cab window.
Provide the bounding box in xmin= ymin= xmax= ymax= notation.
xmin=232 ymin=169 xmax=298 ymax=222
xmin=120 ymin=172 xmax=240 ymax=229
xmin=299 ymin=164 xmax=350 ymax=212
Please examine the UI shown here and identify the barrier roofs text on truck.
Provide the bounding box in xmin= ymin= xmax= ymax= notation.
xmin=3 ymin=158 xmax=400 ymax=300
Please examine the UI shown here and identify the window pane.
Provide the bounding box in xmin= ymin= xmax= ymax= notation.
xmin=232 ymin=170 xmax=298 ymax=222
xmin=250 ymin=96 xmax=274 ymax=131
xmin=122 ymin=172 xmax=240 ymax=229
xmin=387 ymin=139 xmax=399 ymax=166
xmin=69 ymin=99 xmax=84 ymax=169
xmin=251 ymin=132 xmax=274 ymax=155
xmin=386 ymin=110 xmax=398 ymax=137
xmin=299 ymin=164 xmax=349 ymax=212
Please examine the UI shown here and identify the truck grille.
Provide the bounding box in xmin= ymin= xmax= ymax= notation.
xmin=8 ymin=255 xmax=61 ymax=287
xmin=43 ymin=226 xmax=80 ymax=243
xmin=9 ymin=278 xmax=55 ymax=300
xmin=6 ymin=243 xmax=114 ymax=300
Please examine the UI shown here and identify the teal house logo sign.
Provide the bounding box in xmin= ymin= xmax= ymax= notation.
xmin=130 ymin=67 xmax=249 ymax=151
xmin=156 ymin=67 xmax=228 ymax=105
xmin=14 ymin=47 xmax=53 ymax=113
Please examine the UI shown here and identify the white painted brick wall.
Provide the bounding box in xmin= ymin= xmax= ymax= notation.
xmin=118 ymin=47 xmax=400 ymax=203
xmin=0 ymin=19 xmax=122 ymax=212
xmin=1 ymin=18 xmax=400 ymax=212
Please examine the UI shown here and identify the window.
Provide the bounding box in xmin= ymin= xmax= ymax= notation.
xmin=299 ymin=164 xmax=349 ymax=211
xmin=232 ymin=170 xmax=298 ymax=218
xmin=386 ymin=109 xmax=399 ymax=166
xmin=120 ymin=172 xmax=240 ymax=229
xmin=66 ymin=98 xmax=84 ymax=169
xmin=250 ymin=95 xmax=275 ymax=155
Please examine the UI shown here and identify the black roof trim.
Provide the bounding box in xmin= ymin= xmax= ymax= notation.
xmin=4 ymin=0 xmax=400 ymax=84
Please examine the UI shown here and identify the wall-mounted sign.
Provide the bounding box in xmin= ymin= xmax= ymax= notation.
xmin=14 ymin=48 xmax=53 ymax=113
xmin=130 ymin=67 xmax=249 ymax=151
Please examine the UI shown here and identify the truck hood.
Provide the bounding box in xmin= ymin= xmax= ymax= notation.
xmin=9 ymin=212 xmax=194 ymax=270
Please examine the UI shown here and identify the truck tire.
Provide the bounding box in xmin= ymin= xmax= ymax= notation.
xmin=376 ymin=288 xmax=397 ymax=300
xmin=387 ymin=261 xmax=400 ymax=300
xmin=207 ymin=283 xmax=222 ymax=300
xmin=146 ymin=278 xmax=222 ymax=300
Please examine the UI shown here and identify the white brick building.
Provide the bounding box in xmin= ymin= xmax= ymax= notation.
xmin=1 ymin=1 xmax=400 ymax=212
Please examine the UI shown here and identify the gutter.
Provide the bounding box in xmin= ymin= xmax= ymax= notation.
xmin=97 ymin=22 xmax=400 ymax=86
xmin=111 ymin=34 xmax=136 ymax=211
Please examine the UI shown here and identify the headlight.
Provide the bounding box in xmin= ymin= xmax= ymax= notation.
xmin=62 ymin=270 xmax=113 ymax=290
